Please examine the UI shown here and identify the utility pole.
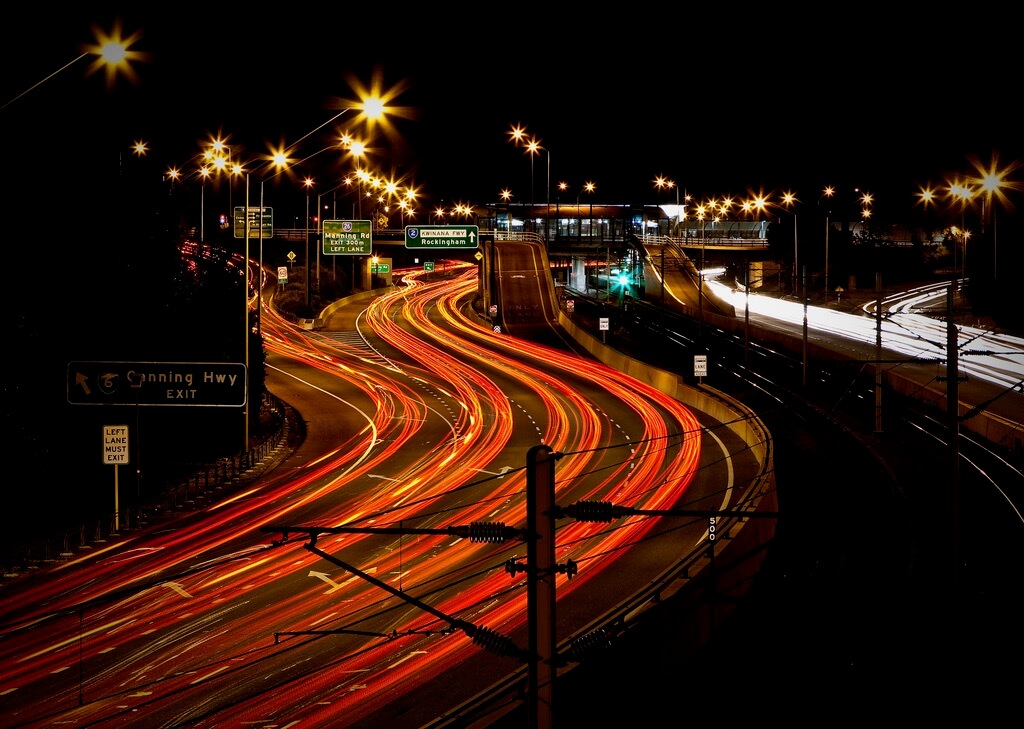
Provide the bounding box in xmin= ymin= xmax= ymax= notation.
xmin=874 ymin=272 xmax=883 ymax=433
xmin=744 ymin=258 xmax=750 ymax=364
xmin=801 ymin=264 xmax=808 ymax=388
xmin=946 ymin=282 xmax=961 ymax=585
xmin=526 ymin=444 xmax=556 ymax=729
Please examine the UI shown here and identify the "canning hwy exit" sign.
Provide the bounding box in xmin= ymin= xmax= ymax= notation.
xmin=67 ymin=361 xmax=246 ymax=407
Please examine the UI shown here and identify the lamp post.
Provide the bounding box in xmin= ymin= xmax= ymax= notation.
xmin=500 ymin=189 xmax=513 ymax=233
xmin=654 ymin=176 xmax=683 ymax=236
xmin=1 ymin=21 xmax=138 ymax=111
xmin=585 ymin=182 xmax=596 ymax=240
xmin=781 ymin=192 xmax=800 ymax=296
xmin=576 ymin=182 xmax=595 ymax=244
xmin=526 ymin=138 xmax=551 ymax=241
xmin=557 ymin=181 xmax=567 ymax=241
xmin=975 ymin=163 xmax=1010 ymax=281
xmin=821 ymin=186 xmax=834 ymax=301
xmin=695 ymin=203 xmax=706 ymax=333
xmin=948 ymin=180 xmax=973 ymax=286
xmin=243 ymin=174 xmax=252 ymax=451
xmin=508 ymin=125 xmax=530 ymax=230
xmin=230 ymin=97 xmax=387 ymax=449
xmin=303 ymin=177 xmax=313 ymax=310
xmin=199 ymin=167 xmax=211 ymax=242
xmin=508 ymin=125 xmax=552 ymax=237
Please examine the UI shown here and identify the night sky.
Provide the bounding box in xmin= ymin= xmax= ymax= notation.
xmin=5 ymin=8 xmax=1021 ymax=218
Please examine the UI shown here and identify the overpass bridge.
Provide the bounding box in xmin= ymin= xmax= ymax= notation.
xmin=268 ymin=227 xmax=767 ymax=322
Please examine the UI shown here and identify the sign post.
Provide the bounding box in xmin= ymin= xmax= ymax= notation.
xmin=103 ymin=425 xmax=129 ymax=530
xmin=694 ymin=354 xmax=708 ymax=383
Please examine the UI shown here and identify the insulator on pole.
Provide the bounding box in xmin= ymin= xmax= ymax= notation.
xmin=471 ymin=625 xmax=525 ymax=659
xmin=566 ymin=500 xmax=616 ymax=522
xmin=568 ymin=628 xmax=612 ymax=660
xmin=469 ymin=521 xmax=508 ymax=542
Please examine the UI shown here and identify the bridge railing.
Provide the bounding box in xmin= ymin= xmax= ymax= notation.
xmin=642 ymin=234 xmax=769 ymax=250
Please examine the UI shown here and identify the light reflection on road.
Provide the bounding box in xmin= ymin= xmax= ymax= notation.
xmin=708 ymin=278 xmax=1024 ymax=390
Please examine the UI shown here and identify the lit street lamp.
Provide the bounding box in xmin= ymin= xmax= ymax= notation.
xmin=508 ymin=124 xmax=552 ymax=238
xmin=526 ymin=138 xmax=551 ymax=241
xmin=972 ymin=157 xmax=1015 ymax=280
xmin=500 ymin=189 xmax=513 ymax=232
xmin=1 ymin=21 xmax=142 ymax=111
xmin=694 ymin=202 xmax=715 ymax=335
xmin=303 ymin=177 xmax=314 ymax=310
xmin=199 ymin=166 xmax=211 ymax=242
xmin=821 ymin=186 xmax=834 ymax=300
xmin=654 ymin=176 xmax=686 ymax=236
xmin=781 ymin=192 xmax=800 ymax=296
xmin=576 ymin=181 xmax=595 ymax=243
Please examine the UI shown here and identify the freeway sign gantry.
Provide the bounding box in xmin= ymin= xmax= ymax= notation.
xmin=67 ymin=361 xmax=246 ymax=407
xmin=405 ymin=225 xmax=479 ymax=249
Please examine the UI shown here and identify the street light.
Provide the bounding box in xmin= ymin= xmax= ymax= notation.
xmin=198 ymin=166 xmax=212 ymax=242
xmin=587 ymin=182 xmax=596 ymax=242
xmin=557 ymin=182 xmax=567 ymax=240
xmin=500 ymin=188 xmax=513 ymax=232
xmin=576 ymin=182 xmax=595 ymax=244
xmin=1 ymin=20 xmax=142 ymax=111
xmin=781 ymin=192 xmax=800 ymax=296
xmin=508 ymin=125 xmax=531 ymax=231
xmin=303 ymin=177 xmax=314 ymax=310
xmin=970 ymin=155 xmax=1017 ymax=280
xmin=196 ymin=95 xmax=391 ymax=452
xmin=508 ymin=124 xmax=552 ymax=237
xmin=525 ymin=137 xmax=551 ymax=241
xmin=694 ymin=201 xmax=720 ymax=334
xmin=654 ymin=176 xmax=686 ymax=237
xmin=821 ymin=186 xmax=834 ymax=301
xmin=947 ymin=179 xmax=974 ymax=285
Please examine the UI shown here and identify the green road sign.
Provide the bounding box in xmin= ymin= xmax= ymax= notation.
xmin=424 ymin=261 xmax=435 ymax=272
xmin=323 ymin=220 xmax=372 ymax=255
xmin=233 ymin=207 xmax=274 ymax=238
xmin=67 ymin=361 xmax=246 ymax=407
xmin=370 ymin=263 xmax=391 ymax=273
xmin=405 ymin=225 xmax=479 ymax=249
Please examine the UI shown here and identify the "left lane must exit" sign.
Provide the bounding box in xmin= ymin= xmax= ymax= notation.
xmin=103 ymin=424 xmax=129 ymax=464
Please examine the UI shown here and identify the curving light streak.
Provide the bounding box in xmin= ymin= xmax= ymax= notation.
xmin=0 ymin=264 xmax=757 ymax=729
xmin=708 ymin=278 xmax=1024 ymax=390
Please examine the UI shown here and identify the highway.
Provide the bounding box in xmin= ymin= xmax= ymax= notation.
xmin=550 ymin=259 xmax=1024 ymax=723
xmin=4 ymin=234 xmax=1020 ymax=726
xmin=0 ymin=258 xmax=770 ymax=727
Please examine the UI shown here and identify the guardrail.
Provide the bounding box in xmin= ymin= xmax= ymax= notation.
xmin=428 ymin=302 xmax=777 ymax=727
xmin=2 ymin=391 xmax=297 ymax=582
